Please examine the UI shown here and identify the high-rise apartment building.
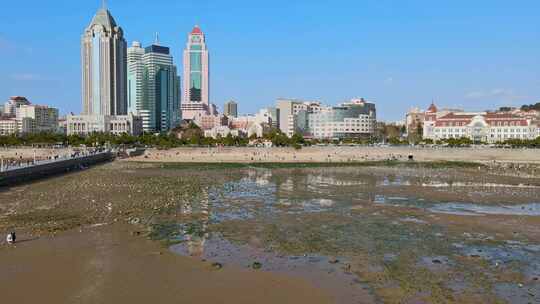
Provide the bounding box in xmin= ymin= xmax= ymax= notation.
xmin=224 ymin=100 xmax=238 ymax=118
xmin=81 ymin=6 xmax=127 ymax=116
xmin=182 ymin=26 xmax=210 ymax=119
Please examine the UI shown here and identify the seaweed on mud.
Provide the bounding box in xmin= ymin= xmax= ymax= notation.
xmin=4 ymin=161 xmax=539 ymax=304
xmin=5 ymin=209 xmax=90 ymax=233
xmin=140 ymin=160 xmax=486 ymax=171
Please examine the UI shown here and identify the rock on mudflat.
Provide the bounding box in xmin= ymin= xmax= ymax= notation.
xmin=252 ymin=262 xmax=262 ymax=270
xmin=211 ymin=262 xmax=223 ymax=270
xmin=328 ymin=257 xmax=339 ymax=264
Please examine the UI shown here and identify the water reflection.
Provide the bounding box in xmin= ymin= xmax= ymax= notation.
xmin=155 ymin=167 xmax=540 ymax=303
xmin=179 ymin=191 xmax=210 ymax=257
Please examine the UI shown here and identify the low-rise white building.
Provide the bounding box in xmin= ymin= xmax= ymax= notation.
xmin=307 ymin=99 xmax=377 ymax=140
xmin=193 ymin=113 xmax=228 ymax=131
xmin=226 ymin=111 xmax=274 ymax=138
xmin=16 ymin=104 xmax=59 ymax=133
xmin=276 ymin=98 xmax=321 ymax=137
xmin=57 ymin=118 xmax=67 ymax=135
xmin=67 ymin=114 xmax=143 ymax=136
xmin=0 ymin=118 xmax=18 ymax=135
xmin=3 ymin=96 xmax=31 ymax=117
xmin=247 ymin=122 xmax=271 ymax=138
xmin=204 ymin=125 xmax=244 ymax=139
xmin=0 ymin=97 xmax=59 ymax=135
xmin=1 ymin=113 xmax=55 ymax=136
xmin=427 ymin=112 xmax=538 ymax=143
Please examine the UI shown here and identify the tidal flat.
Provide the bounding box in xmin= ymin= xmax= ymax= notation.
xmin=1 ymin=161 xmax=540 ymax=303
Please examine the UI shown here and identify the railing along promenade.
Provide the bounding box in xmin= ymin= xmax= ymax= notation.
xmin=0 ymin=150 xmax=114 ymax=186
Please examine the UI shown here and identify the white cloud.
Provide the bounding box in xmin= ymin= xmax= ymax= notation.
xmin=465 ymin=88 xmax=528 ymax=101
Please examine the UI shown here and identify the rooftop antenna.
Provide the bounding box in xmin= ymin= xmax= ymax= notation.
xmin=102 ymin=0 xmax=107 ymax=10
xmin=154 ymin=32 xmax=160 ymax=45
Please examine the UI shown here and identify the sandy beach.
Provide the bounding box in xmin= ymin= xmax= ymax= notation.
xmin=0 ymin=223 xmax=332 ymax=304
xmin=3 ymin=146 xmax=539 ymax=164
xmin=128 ymin=146 xmax=540 ymax=164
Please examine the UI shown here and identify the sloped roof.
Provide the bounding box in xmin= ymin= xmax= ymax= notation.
xmin=435 ymin=112 xmax=530 ymax=127
xmin=438 ymin=113 xmax=475 ymax=120
xmin=89 ymin=9 xmax=117 ymax=29
xmin=427 ymin=103 xmax=438 ymax=113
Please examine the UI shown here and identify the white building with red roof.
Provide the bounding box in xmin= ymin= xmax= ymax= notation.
xmin=427 ymin=111 xmax=538 ymax=143
xmin=422 ymin=102 xmax=464 ymax=139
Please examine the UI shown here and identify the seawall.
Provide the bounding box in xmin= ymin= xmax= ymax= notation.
xmin=0 ymin=152 xmax=114 ymax=186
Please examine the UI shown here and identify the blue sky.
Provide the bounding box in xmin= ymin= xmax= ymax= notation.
xmin=1 ymin=0 xmax=539 ymax=121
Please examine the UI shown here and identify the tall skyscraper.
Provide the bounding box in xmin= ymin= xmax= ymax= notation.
xmin=127 ymin=40 xmax=181 ymax=132
xmin=143 ymin=43 xmax=180 ymax=131
xmin=127 ymin=41 xmax=145 ymax=116
xmin=81 ymin=6 xmax=127 ymax=116
xmin=224 ymin=100 xmax=238 ymax=118
xmin=182 ymin=25 xmax=210 ymax=120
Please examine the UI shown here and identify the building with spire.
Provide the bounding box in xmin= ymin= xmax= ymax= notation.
xmin=81 ymin=4 xmax=127 ymax=116
xmin=71 ymin=4 xmax=142 ymax=137
xmin=182 ymin=25 xmax=210 ymax=120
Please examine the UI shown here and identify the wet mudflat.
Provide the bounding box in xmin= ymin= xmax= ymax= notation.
xmin=2 ymin=161 xmax=540 ymax=303
xmin=151 ymin=165 xmax=540 ymax=304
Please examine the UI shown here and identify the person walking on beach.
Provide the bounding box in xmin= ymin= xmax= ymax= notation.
xmin=6 ymin=232 xmax=16 ymax=244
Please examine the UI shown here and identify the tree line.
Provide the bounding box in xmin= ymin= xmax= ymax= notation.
xmin=520 ymin=102 xmax=540 ymax=112
xmin=1 ymin=123 xmax=538 ymax=149
xmin=0 ymin=124 xmax=307 ymax=149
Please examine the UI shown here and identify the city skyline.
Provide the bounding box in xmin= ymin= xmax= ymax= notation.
xmin=1 ymin=0 xmax=539 ymax=120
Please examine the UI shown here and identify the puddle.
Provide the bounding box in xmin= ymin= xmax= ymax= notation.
xmin=494 ymin=283 xmax=540 ymax=304
xmin=423 ymin=182 xmax=540 ymax=189
xmin=374 ymin=194 xmax=540 ymax=217
xmin=429 ymin=203 xmax=540 ymax=216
